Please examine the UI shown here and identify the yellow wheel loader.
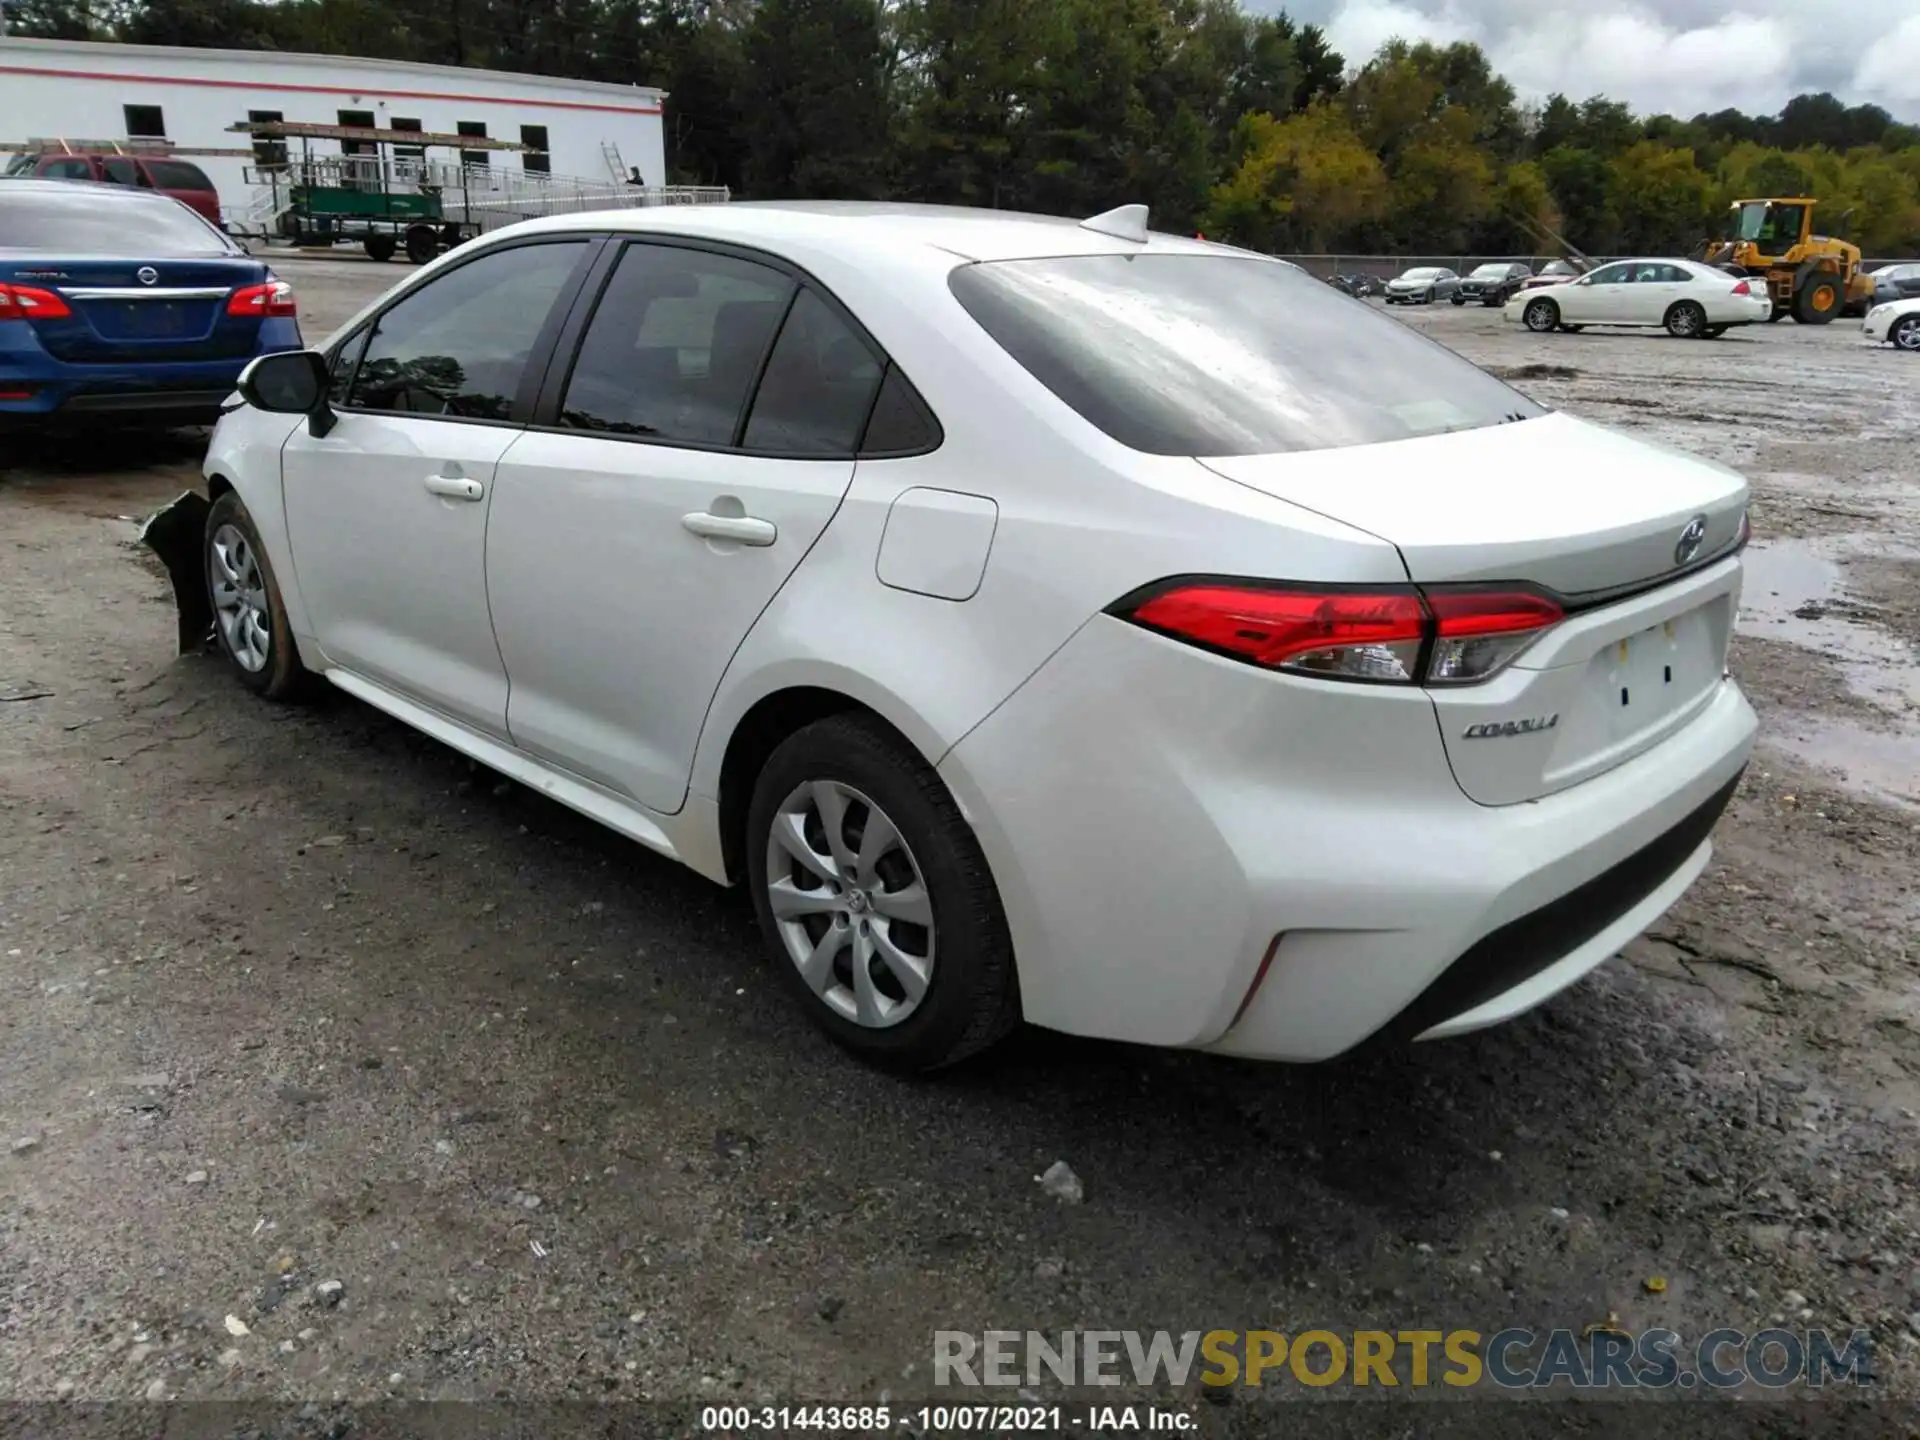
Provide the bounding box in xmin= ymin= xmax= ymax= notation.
xmin=1700 ymin=198 xmax=1875 ymax=324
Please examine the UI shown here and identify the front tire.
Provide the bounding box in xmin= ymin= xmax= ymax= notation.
xmin=745 ymin=714 xmax=1020 ymax=1071
xmin=204 ymin=492 xmax=306 ymax=700
xmin=1523 ymin=297 xmax=1560 ymax=333
xmin=1893 ymin=315 xmax=1920 ymax=353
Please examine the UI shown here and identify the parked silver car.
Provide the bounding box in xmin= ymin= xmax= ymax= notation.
xmin=1384 ymin=266 xmax=1460 ymax=305
xmin=1869 ymin=263 xmax=1920 ymax=308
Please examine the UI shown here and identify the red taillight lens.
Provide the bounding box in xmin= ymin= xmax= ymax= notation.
xmin=1127 ymin=585 xmax=1429 ymax=683
xmin=1424 ymin=589 xmax=1566 ymax=685
xmin=1116 ymin=582 xmax=1563 ymax=686
xmin=0 ymin=282 xmax=74 ymax=321
xmin=227 ymin=280 xmax=296 ymax=318
xmin=1731 ymin=280 xmax=1752 ymax=296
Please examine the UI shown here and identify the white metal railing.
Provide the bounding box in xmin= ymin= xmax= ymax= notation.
xmin=240 ymin=155 xmax=727 ymax=236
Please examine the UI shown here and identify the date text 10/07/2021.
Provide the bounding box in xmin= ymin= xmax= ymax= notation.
xmin=699 ymin=1405 xmax=1194 ymax=1432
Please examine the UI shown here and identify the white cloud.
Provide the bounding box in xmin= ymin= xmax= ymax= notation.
xmin=1262 ymin=0 xmax=1920 ymax=119
xmin=1855 ymin=15 xmax=1920 ymax=111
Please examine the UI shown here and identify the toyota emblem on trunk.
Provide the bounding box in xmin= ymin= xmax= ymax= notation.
xmin=1675 ymin=515 xmax=1709 ymax=566
xmin=137 ymin=266 xmax=158 ymax=285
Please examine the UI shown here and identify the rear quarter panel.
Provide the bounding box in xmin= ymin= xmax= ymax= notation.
xmin=687 ymin=239 xmax=1408 ymax=802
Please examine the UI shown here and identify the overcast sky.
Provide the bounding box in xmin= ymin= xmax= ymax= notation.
xmin=1253 ymin=0 xmax=1920 ymax=121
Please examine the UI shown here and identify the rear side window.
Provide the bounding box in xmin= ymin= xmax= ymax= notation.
xmin=859 ymin=367 xmax=940 ymax=456
xmin=347 ymin=240 xmax=588 ymax=419
xmin=145 ymin=160 xmax=213 ymax=191
xmin=560 ymin=242 xmax=794 ymax=446
xmin=0 ymin=186 xmax=239 ymax=254
xmin=742 ymin=289 xmax=884 ymax=455
xmin=948 ymin=254 xmax=1542 ymax=457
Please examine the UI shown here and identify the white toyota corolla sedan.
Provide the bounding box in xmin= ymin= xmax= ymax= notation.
xmin=1506 ymin=257 xmax=1774 ymax=337
xmin=202 ymin=201 xmax=1758 ymax=1071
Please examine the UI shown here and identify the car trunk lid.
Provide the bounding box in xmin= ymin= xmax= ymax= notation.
xmin=1201 ymin=412 xmax=1749 ymax=805
xmin=5 ymin=255 xmax=271 ymax=364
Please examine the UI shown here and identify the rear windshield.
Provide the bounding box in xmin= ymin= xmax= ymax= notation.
xmin=0 ymin=186 xmax=239 ymax=254
xmin=947 ymin=253 xmax=1543 ymax=457
xmin=145 ymin=160 xmax=213 ymax=191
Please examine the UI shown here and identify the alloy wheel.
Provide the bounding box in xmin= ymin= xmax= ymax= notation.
xmin=1895 ymin=317 xmax=1920 ymax=352
xmin=764 ymin=779 xmax=936 ymax=1029
xmin=210 ymin=523 xmax=271 ymax=672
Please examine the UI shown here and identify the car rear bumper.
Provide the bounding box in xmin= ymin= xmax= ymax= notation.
xmin=0 ymin=321 xmax=298 ymax=427
xmin=939 ymin=616 xmax=1758 ymax=1062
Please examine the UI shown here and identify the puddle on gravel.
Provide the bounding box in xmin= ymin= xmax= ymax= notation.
xmin=1763 ymin=716 xmax=1920 ymax=811
xmin=1739 ymin=537 xmax=1920 ymax=808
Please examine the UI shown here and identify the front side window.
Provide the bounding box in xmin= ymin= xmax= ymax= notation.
xmin=560 ymin=243 xmax=793 ymax=446
xmin=346 ymin=240 xmax=588 ymax=420
xmin=102 ymin=157 xmax=140 ymax=186
xmin=949 ymin=254 xmax=1541 ymax=457
xmin=1584 ymin=264 xmax=1633 ymax=285
xmin=328 ymin=328 xmax=370 ymax=406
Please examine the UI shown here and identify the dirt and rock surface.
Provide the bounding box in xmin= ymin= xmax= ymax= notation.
xmin=2 ymin=255 xmax=1918 ymax=1434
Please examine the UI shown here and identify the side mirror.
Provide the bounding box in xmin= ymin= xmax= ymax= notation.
xmin=238 ymin=350 xmax=336 ymax=437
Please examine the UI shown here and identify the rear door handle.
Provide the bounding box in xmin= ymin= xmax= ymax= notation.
xmin=682 ymin=511 xmax=776 ymax=546
xmin=424 ymin=473 xmax=484 ymax=501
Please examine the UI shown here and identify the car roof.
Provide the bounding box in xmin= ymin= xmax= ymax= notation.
xmin=500 ymin=200 xmax=1230 ymax=264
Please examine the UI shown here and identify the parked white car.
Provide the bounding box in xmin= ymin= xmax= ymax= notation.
xmin=1507 ymin=258 xmax=1773 ymax=338
xmin=202 ymin=202 xmax=1757 ymax=1070
xmin=1862 ymin=295 xmax=1920 ymax=352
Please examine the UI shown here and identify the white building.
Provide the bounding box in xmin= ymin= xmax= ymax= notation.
xmin=0 ymin=36 xmax=671 ymax=207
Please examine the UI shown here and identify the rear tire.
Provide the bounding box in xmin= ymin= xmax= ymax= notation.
xmin=1665 ymin=301 xmax=1707 ymax=338
xmin=204 ymin=492 xmax=306 ymax=701
xmin=745 ymin=714 xmax=1021 ymax=1072
xmin=1522 ymin=297 xmax=1559 ymax=333
xmin=1892 ymin=315 xmax=1920 ymax=353
xmin=363 ymin=234 xmax=396 ymax=263
xmin=404 ymin=225 xmax=439 ymax=266
xmin=1451 ymin=295 xmax=1465 ymax=306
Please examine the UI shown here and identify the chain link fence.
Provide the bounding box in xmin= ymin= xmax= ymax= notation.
xmin=1274 ymin=253 xmax=1918 ymax=279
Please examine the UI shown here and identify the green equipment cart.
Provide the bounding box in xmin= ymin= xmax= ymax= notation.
xmin=227 ymin=120 xmax=533 ymax=264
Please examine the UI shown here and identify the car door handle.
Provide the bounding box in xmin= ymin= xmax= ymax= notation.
xmin=682 ymin=512 xmax=776 ymax=546
xmin=424 ymin=473 xmax=484 ymax=501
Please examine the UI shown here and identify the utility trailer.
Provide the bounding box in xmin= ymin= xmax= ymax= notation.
xmin=227 ymin=120 xmax=533 ymax=264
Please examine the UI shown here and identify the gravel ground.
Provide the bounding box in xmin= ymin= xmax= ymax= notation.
xmin=2 ymin=255 xmax=1918 ymax=1435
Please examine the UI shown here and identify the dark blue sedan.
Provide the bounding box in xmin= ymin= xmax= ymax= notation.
xmin=1 ymin=179 xmax=303 ymax=429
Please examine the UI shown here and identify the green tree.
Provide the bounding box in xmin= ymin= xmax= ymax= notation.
xmin=1608 ymin=141 xmax=1710 ymax=252
xmin=1205 ymin=100 xmax=1388 ymax=252
xmin=740 ymin=0 xmax=893 ymax=197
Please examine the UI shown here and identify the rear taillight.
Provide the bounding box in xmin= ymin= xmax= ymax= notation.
xmin=1730 ymin=280 xmax=1752 ymax=296
xmin=228 ymin=280 xmax=296 ymax=318
xmin=1114 ymin=581 xmax=1564 ymax=687
xmin=0 ymin=282 xmax=74 ymax=321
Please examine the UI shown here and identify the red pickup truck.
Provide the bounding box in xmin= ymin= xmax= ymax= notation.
xmin=4 ymin=151 xmax=224 ymax=227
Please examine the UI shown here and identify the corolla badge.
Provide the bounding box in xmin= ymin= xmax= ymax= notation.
xmin=1674 ymin=514 xmax=1709 ymax=566
xmin=1462 ymin=715 xmax=1560 ymax=739
xmin=137 ymin=266 xmax=159 ymax=285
